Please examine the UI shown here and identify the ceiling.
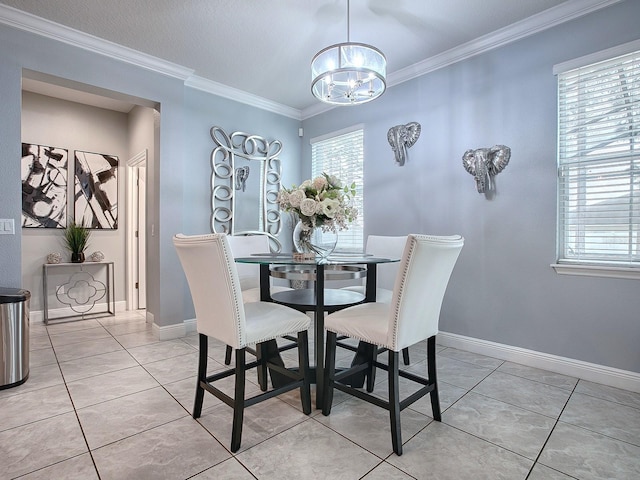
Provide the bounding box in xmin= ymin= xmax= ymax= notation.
xmin=0 ymin=0 xmax=614 ymax=116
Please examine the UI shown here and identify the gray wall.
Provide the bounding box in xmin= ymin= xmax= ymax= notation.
xmin=301 ymin=0 xmax=640 ymax=373
xmin=1 ymin=1 xmax=638 ymax=373
xmin=179 ymin=88 xmax=303 ymax=318
xmin=0 ymin=19 xmax=302 ymax=329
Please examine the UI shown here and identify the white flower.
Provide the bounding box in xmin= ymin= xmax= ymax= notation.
xmin=312 ymin=176 xmax=328 ymax=191
xmin=327 ymin=175 xmax=341 ymax=188
xmin=320 ymin=198 xmax=340 ymax=218
xmin=300 ymin=198 xmax=317 ymax=217
xmin=288 ymin=189 xmax=305 ymax=208
xmin=279 ymin=172 xmax=358 ymax=233
xmin=276 ymin=190 xmax=289 ymax=206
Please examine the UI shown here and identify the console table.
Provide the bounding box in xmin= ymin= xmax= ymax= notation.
xmin=42 ymin=261 xmax=115 ymax=324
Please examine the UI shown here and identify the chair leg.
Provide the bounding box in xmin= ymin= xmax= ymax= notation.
xmin=193 ymin=334 xmax=208 ymax=419
xmin=402 ymin=347 xmax=410 ymax=366
xmin=322 ymin=331 xmax=337 ymax=415
xmin=366 ymin=342 xmax=377 ymax=393
xmin=427 ymin=336 xmax=441 ymax=421
xmin=389 ymin=350 xmax=402 ymax=455
xmin=297 ymin=330 xmax=312 ymax=415
xmin=230 ymin=348 xmax=246 ymax=453
xmin=224 ymin=345 xmax=232 ymax=365
xmin=256 ymin=342 xmax=268 ymax=391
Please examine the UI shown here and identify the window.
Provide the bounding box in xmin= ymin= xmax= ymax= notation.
xmin=555 ymin=43 xmax=640 ymax=273
xmin=311 ymin=126 xmax=364 ymax=251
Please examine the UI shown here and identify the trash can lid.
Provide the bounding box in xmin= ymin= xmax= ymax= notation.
xmin=0 ymin=288 xmax=31 ymax=303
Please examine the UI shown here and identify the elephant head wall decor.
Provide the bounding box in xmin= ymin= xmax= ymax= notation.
xmin=462 ymin=145 xmax=511 ymax=193
xmin=387 ymin=122 xmax=421 ymax=166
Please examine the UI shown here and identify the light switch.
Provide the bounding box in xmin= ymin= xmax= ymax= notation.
xmin=0 ymin=219 xmax=15 ymax=235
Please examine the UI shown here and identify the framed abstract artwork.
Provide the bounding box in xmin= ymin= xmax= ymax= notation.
xmin=74 ymin=150 xmax=118 ymax=229
xmin=21 ymin=143 xmax=68 ymax=228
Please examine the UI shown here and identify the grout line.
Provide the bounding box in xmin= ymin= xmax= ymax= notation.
xmin=11 ymin=311 xmax=639 ymax=479
xmin=523 ymin=381 xmax=579 ymax=480
xmin=47 ymin=327 xmax=103 ymax=480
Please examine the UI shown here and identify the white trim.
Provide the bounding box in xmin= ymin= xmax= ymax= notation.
xmin=551 ymin=263 xmax=640 ymax=280
xmin=301 ymin=102 xmax=334 ymax=121
xmin=390 ymin=0 xmax=624 ymax=87
xmin=0 ymin=4 xmax=193 ymax=81
xmin=150 ymin=318 xmax=196 ymax=339
xmin=438 ymin=331 xmax=640 ymax=393
xmin=0 ymin=1 xmax=621 ymax=121
xmin=301 ymin=0 xmax=623 ymax=119
xmin=152 ymin=320 xmax=186 ymax=341
xmin=126 ymin=150 xmax=147 ymax=311
xmin=29 ymin=300 xmax=127 ymax=324
xmin=184 ymin=318 xmax=197 ymax=335
xmin=553 ymin=38 xmax=640 ymax=74
xmin=185 ymin=76 xmax=301 ymax=121
xmin=127 ymin=150 xmax=146 ymax=168
xmin=310 ymin=124 xmax=365 ymax=145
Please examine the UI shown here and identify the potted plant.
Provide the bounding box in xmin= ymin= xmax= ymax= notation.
xmin=63 ymin=221 xmax=91 ymax=263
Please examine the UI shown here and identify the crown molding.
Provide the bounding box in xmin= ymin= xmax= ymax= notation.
xmin=388 ymin=0 xmax=624 ymax=88
xmin=0 ymin=0 xmax=624 ymax=120
xmin=184 ymin=76 xmax=302 ymax=120
xmin=302 ymin=0 xmax=623 ymax=119
xmin=301 ymin=101 xmax=335 ymax=120
xmin=0 ymin=4 xmax=194 ymax=80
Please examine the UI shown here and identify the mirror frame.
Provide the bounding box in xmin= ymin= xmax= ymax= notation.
xmin=210 ymin=126 xmax=282 ymax=251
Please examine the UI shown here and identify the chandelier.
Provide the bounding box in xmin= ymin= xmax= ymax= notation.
xmin=311 ymin=0 xmax=386 ymax=105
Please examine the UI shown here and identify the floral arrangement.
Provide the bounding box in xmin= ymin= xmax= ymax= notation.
xmin=277 ymin=173 xmax=358 ymax=233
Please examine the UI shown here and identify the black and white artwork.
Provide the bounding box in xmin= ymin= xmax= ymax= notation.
xmin=21 ymin=143 xmax=68 ymax=228
xmin=74 ymin=150 xmax=118 ymax=229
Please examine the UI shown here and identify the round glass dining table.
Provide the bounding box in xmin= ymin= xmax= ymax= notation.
xmin=235 ymin=254 xmax=399 ymax=407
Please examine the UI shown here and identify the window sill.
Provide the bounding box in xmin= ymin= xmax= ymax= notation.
xmin=551 ymin=263 xmax=640 ymax=280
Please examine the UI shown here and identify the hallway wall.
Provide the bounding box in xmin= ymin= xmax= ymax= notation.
xmin=21 ymin=91 xmax=128 ymax=312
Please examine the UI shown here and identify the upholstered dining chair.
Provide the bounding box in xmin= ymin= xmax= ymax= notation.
xmin=173 ymin=233 xmax=312 ymax=453
xmin=224 ymin=234 xmax=293 ymax=365
xmin=323 ymin=234 xmax=464 ymax=455
xmin=342 ymin=235 xmax=411 ymax=365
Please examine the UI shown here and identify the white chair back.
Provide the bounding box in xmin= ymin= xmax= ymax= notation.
xmin=390 ymin=234 xmax=464 ymax=351
xmin=365 ymin=235 xmax=407 ymax=291
xmin=227 ymin=234 xmax=271 ymax=291
xmin=173 ymin=233 xmax=246 ymax=349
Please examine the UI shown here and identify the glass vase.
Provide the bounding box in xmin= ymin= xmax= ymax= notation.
xmin=293 ymin=220 xmax=337 ymax=260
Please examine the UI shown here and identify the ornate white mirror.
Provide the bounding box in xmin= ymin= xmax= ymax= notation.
xmin=210 ymin=126 xmax=283 ymax=251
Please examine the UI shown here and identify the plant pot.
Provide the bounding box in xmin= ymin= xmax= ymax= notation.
xmin=71 ymin=252 xmax=85 ymax=263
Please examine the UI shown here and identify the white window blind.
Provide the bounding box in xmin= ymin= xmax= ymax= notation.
xmin=557 ymin=48 xmax=640 ymax=267
xmin=311 ymin=127 xmax=364 ymax=251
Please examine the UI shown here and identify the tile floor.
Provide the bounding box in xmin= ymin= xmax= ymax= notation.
xmin=1 ymin=310 xmax=639 ymax=479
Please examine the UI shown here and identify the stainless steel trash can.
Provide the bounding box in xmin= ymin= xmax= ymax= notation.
xmin=0 ymin=287 xmax=30 ymax=389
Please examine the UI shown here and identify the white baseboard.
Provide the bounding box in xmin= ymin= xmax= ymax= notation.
xmin=151 ymin=321 xmax=185 ymax=341
xmin=25 ymin=305 xmax=640 ymax=394
xmin=30 ymin=301 xmax=127 ymax=324
xmin=184 ymin=318 xmax=197 ymax=335
xmin=438 ymin=331 xmax=640 ymax=394
xmin=151 ymin=318 xmax=196 ymax=340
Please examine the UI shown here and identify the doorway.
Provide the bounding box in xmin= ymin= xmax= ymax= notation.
xmin=127 ymin=150 xmax=147 ymax=310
